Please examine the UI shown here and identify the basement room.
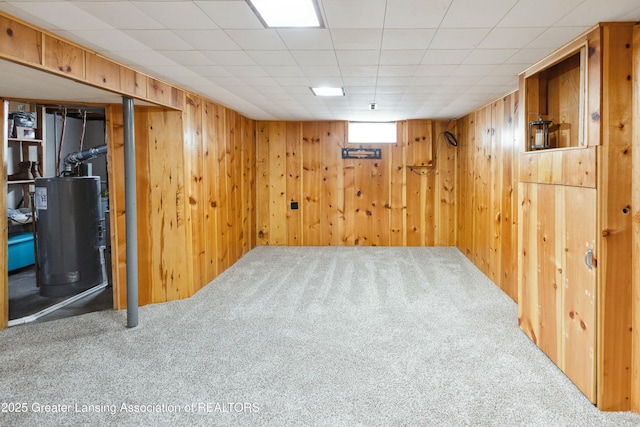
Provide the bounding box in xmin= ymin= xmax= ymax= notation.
xmin=1 ymin=1 xmax=640 ymax=426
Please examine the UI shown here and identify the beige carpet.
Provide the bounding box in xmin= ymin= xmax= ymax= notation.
xmin=1 ymin=246 xmax=639 ymax=426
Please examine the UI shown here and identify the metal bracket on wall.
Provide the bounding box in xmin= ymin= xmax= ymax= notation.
xmin=341 ymin=147 xmax=381 ymax=159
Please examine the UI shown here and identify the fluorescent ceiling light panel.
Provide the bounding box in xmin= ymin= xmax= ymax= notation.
xmin=247 ymin=0 xmax=322 ymax=28
xmin=311 ymin=87 xmax=344 ymax=96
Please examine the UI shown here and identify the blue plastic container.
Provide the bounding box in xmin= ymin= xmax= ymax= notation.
xmin=8 ymin=232 xmax=35 ymax=272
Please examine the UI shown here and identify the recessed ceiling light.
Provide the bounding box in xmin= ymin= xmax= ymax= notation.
xmin=247 ymin=0 xmax=323 ymax=28
xmin=311 ymin=87 xmax=345 ymax=97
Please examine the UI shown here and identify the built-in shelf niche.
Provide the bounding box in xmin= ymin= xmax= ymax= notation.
xmin=525 ymin=44 xmax=587 ymax=151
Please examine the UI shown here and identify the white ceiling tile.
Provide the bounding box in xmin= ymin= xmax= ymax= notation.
xmin=174 ymin=30 xmax=240 ymax=50
xmin=306 ymin=76 xmax=343 ymax=87
xmin=262 ymin=66 xmax=305 ymax=77
xmin=204 ymin=51 xmax=256 ymax=66
xmin=187 ymin=65 xmax=232 ymax=77
xmin=453 ymin=64 xmax=497 ymax=77
xmin=416 ymin=65 xmax=458 ymax=77
xmin=463 ymin=49 xmax=518 ymax=65
xmin=74 ymin=1 xmax=163 ymax=30
xmin=479 ymin=27 xmax=547 ymax=49
xmin=291 ymin=51 xmax=339 ymax=66
xmin=343 ymin=75 xmax=377 ymax=85
xmin=6 ymin=2 xmax=112 ymax=31
xmin=123 ymin=29 xmax=192 ymax=50
xmin=221 ymin=66 xmax=268 ymax=77
xmin=161 ymin=51 xmax=215 ymax=66
xmin=68 ymin=30 xmax=149 ymax=52
xmin=323 ymin=0 xmax=386 ymax=29
xmin=421 ymin=49 xmax=472 ymax=65
xmin=507 ymin=48 xmax=555 ymax=64
xmin=226 ymin=29 xmax=287 ymax=50
xmin=331 ymin=29 xmax=383 ymax=50
xmin=381 ymin=29 xmax=436 ymax=50
xmin=300 ymin=65 xmax=342 ymax=77
xmin=498 ymin=0 xmax=584 ymax=27
xmin=491 ymin=63 xmax=530 ymax=76
xmin=376 ymin=77 xmax=414 ymax=86
xmin=277 ymin=29 xmax=334 ymax=50
xmin=132 ymin=1 xmax=219 ymax=30
xmin=377 ymin=65 xmax=418 ymax=77
xmin=195 ymin=1 xmax=263 ymax=29
xmin=526 ymin=27 xmax=591 ymax=49
xmin=441 ymin=0 xmax=518 ymax=28
xmin=273 ymin=75 xmax=311 ymax=87
xmin=430 ymin=29 xmax=491 ymax=50
xmin=384 ymin=0 xmax=451 ymax=28
xmin=109 ymin=49 xmax=177 ymax=67
xmin=240 ymin=76 xmax=279 ymax=87
xmin=247 ymin=51 xmax=297 ymax=66
xmin=336 ymin=50 xmax=379 ymax=66
xmin=379 ymin=50 xmax=425 ymax=65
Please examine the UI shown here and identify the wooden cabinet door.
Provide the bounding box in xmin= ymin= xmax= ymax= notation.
xmin=518 ymin=183 xmax=596 ymax=402
xmin=562 ymin=185 xmax=596 ymax=401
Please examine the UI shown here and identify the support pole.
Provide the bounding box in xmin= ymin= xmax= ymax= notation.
xmin=123 ymin=97 xmax=138 ymax=328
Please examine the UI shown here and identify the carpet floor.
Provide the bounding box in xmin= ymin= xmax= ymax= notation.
xmin=1 ymin=246 xmax=639 ymax=426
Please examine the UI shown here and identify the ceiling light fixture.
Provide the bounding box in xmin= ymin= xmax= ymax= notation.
xmin=247 ymin=0 xmax=323 ymax=28
xmin=311 ymin=87 xmax=345 ymax=97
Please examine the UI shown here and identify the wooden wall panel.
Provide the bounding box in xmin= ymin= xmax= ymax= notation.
xmin=597 ymin=23 xmax=634 ymax=410
xmin=285 ymin=122 xmax=302 ymax=245
xmin=145 ymin=109 xmax=189 ymax=302
xmin=106 ymin=98 xmax=256 ymax=311
xmin=85 ymin=52 xmax=121 ymax=92
xmin=256 ymin=119 xmax=455 ymax=247
xmin=632 ymin=23 xmax=640 ymax=414
xmin=302 ymin=123 xmax=322 ymax=245
xmin=42 ymin=35 xmax=84 ymax=80
xmin=182 ymin=94 xmax=204 ymax=293
xmin=0 ymin=15 xmax=41 ymax=64
xmin=456 ymin=92 xmax=520 ymax=301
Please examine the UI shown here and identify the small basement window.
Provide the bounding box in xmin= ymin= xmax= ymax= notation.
xmin=348 ymin=121 xmax=397 ymax=144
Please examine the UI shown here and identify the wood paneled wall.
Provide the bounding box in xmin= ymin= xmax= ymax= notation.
xmin=0 ymin=12 xmax=183 ymax=110
xmin=456 ymin=92 xmax=520 ymax=301
xmin=632 ymin=23 xmax=640 ymax=414
xmin=106 ymin=97 xmax=255 ymax=309
xmin=255 ymin=120 xmax=456 ymax=247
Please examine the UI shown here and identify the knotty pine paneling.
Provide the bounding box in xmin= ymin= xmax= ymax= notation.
xmin=107 ymin=98 xmax=255 ymax=310
xmin=456 ymin=92 xmax=520 ymax=302
xmin=631 ymin=23 xmax=640 ymax=414
xmin=597 ymin=23 xmax=634 ymax=410
xmin=256 ymin=119 xmax=456 ymax=247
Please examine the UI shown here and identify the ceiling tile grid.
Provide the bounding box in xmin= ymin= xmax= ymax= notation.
xmin=0 ymin=0 xmax=639 ymax=121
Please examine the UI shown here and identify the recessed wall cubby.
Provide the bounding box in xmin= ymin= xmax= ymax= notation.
xmin=524 ymin=45 xmax=586 ymax=151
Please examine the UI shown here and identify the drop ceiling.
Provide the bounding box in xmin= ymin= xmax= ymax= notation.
xmin=0 ymin=0 xmax=639 ymax=121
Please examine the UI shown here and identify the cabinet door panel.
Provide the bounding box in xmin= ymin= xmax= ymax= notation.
xmin=563 ymin=186 xmax=596 ymax=402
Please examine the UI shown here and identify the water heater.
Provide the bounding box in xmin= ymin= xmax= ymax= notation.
xmin=34 ymin=176 xmax=104 ymax=297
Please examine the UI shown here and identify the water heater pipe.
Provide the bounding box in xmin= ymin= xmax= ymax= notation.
xmin=61 ymin=144 xmax=107 ymax=175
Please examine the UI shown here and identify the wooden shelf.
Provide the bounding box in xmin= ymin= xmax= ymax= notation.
xmin=7 ymin=179 xmax=35 ymax=185
xmin=8 ymin=137 xmax=42 ymax=143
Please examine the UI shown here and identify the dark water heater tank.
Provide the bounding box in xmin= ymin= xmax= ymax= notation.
xmin=34 ymin=176 xmax=104 ymax=297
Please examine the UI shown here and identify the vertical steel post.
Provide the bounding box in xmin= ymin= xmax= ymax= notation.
xmin=123 ymin=97 xmax=138 ymax=328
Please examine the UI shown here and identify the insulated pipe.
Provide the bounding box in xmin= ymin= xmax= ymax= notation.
xmin=123 ymin=96 xmax=139 ymax=328
xmin=61 ymin=144 xmax=107 ymax=174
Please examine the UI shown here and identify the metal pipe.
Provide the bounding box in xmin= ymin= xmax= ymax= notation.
xmin=61 ymin=144 xmax=107 ymax=175
xmin=123 ymin=97 xmax=138 ymax=328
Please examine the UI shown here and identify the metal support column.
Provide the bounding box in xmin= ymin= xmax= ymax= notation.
xmin=123 ymin=97 xmax=138 ymax=328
